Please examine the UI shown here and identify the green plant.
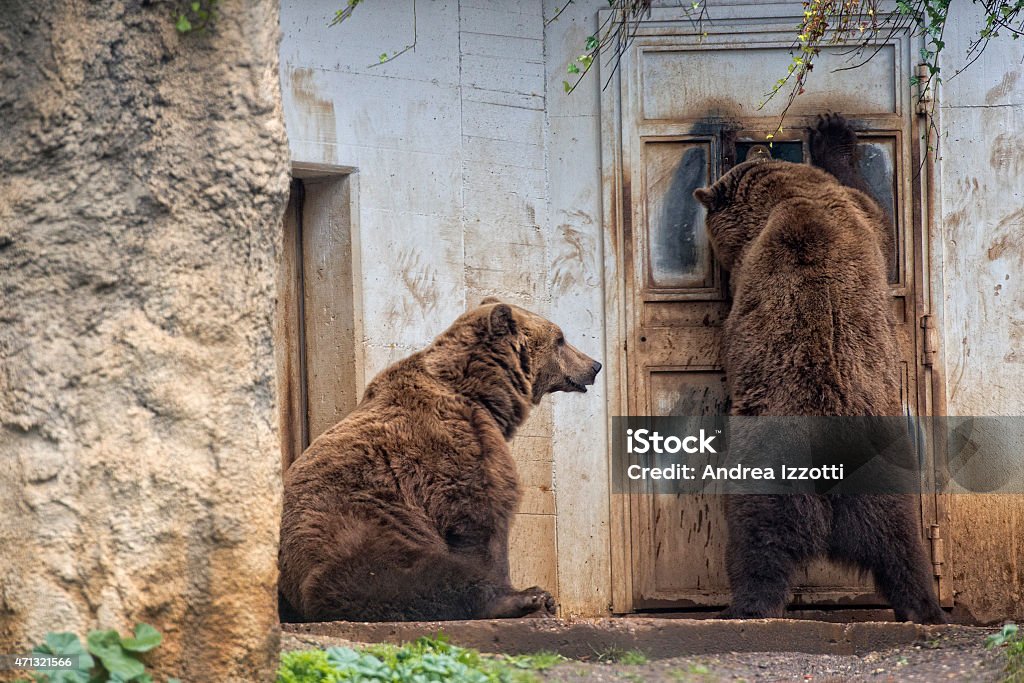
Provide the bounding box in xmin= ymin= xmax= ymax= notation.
xmin=277 ymin=635 xmax=558 ymax=683
xmin=330 ymin=0 xmax=416 ymax=67
xmin=670 ymin=662 xmax=713 ymax=680
xmin=555 ymin=0 xmax=710 ymax=95
xmin=1008 ymin=639 xmax=1024 ymax=683
xmin=986 ymin=623 xmax=1024 ymax=683
xmin=175 ymin=0 xmax=219 ymax=34
xmin=988 ymin=623 xmax=1020 ymax=649
xmin=21 ymin=624 xmax=176 ymax=683
xmin=592 ymin=645 xmax=648 ymax=665
xmin=277 ymin=650 xmax=345 ymax=683
xmin=330 ymin=0 xmax=1022 ymax=114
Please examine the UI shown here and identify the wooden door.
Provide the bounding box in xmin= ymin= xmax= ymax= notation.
xmin=275 ymin=168 xmax=362 ymax=472
xmin=604 ymin=5 xmax=943 ymax=611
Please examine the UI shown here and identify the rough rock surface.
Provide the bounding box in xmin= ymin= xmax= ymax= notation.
xmin=0 ymin=1 xmax=290 ymax=680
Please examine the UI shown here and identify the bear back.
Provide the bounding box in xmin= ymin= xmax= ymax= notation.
xmin=694 ymin=160 xmax=901 ymax=417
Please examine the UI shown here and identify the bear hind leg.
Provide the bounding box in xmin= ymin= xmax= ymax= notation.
xmin=828 ymin=496 xmax=947 ymax=625
xmin=299 ymin=541 xmax=552 ymax=622
xmin=722 ymin=495 xmax=829 ymax=619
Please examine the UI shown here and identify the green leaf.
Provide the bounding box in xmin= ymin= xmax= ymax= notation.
xmin=87 ymin=630 xmax=145 ymax=679
xmin=175 ymin=14 xmax=192 ymax=33
xmin=326 ymin=647 xmax=362 ymax=668
xmin=45 ymin=633 xmax=86 ymax=655
xmin=585 ymin=35 xmax=599 ymax=50
xmin=579 ymin=54 xmax=593 ymax=69
xmin=46 ymin=672 xmax=91 ymax=683
xmin=191 ymin=2 xmax=200 ymax=11
xmin=379 ymin=52 xmax=388 ymax=63
xmin=35 ymin=634 xmax=94 ymax=671
xmin=567 ymin=62 xmax=580 ymax=74
xmin=562 ymin=80 xmax=571 ymax=93
xmin=120 ymin=624 xmax=162 ymax=653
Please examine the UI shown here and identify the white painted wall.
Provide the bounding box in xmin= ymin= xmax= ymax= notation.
xmin=280 ymin=0 xmax=1024 ymax=618
xmin=937 ymin=2 xmax=1024 ymax=416
xmin=279 ymin=0 xmax=610 ymax=613
xmin=935 ymin=3 xmax=1024 ymax=623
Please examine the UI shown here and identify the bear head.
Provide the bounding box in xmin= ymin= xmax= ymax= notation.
xmin=693 ymin=159 xmax=842 ymax=272
xmin=475 ymin=297 xmax=601 ymax=402
xmin=426 ymin=297 xmax=601 ymax=431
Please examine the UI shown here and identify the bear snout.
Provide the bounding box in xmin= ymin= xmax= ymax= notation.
xmin=567 ymin=357 xmax=601 ymax=392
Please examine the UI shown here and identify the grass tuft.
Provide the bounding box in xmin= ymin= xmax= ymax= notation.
xmin=984 ymin=623 xmax=1024 ymax=683
xmin=592 ymin=645 xmax=649 ymax=665
xmin=278 ymin=634 xmax=567 ymax=682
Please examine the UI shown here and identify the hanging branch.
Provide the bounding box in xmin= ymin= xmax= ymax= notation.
xmin=557 ymin=0 xmax=710 ymax=95
xmin=330 ymin=0 xmax=418 ymax=68
xmin=326 ymin=0 xmax=1024 ymax=129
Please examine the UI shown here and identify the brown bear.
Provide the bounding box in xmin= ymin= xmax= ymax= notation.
xmin=278 ymin=299 xmax=601 ymax=622
xmin=691 ymin=115 xmax=946 ymax=624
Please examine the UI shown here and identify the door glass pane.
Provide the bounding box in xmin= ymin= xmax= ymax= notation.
xmin=858 ymin=139 xmax=899 ymax=283
xmin=736 ymin=141 xmax=803 ymax=164
xmin=644 ymin=141 xmax=713 ymax=289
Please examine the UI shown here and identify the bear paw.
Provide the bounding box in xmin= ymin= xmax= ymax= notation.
xmin=483 ymin=586 xmax=555 ymax=619
xmin=809 ymin=112 xmax=860 ymax=173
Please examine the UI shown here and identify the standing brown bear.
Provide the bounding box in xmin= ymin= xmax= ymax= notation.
xmin=279 ymin=299 xmax=601 ymax=622
xmin=692 ymin=115 xmax=946 ymax=624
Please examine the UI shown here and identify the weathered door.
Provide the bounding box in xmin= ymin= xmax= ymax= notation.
xmin=604 ymin=5 xmax=945 ymax=611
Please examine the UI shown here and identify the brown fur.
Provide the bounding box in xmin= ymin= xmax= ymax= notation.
xmin=278 ymin=299 xmax=601 ymax=622
xmin=692 ymin=116 xmax=945 ymax=624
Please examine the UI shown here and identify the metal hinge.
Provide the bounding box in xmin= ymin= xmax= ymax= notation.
xmin=916 ymin=63 xmax=932 ymax=115
xmin=920 ymin=314 xmax=938 ymax=366
xmin=927 ymin=524 xmax=945 ymax=578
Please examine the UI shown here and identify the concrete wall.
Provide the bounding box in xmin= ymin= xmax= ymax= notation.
xmin=280 ymin=0 xmax=610 ymax=613
xmin=937 ymin=3 xmax=1024 ymax=623
xmin=280 ymin=0 xmax=1024 ymax=621
xmin=0 ymin=1 xmax=290 ymax=679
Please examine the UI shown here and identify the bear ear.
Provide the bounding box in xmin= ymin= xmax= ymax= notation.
xmin=479 ymin=296 xmax=502 ymax=306
xmin=693 ymin=186 xmax=716 ymax=209
xmin=487 ymin=303 xmax=517 ymax=338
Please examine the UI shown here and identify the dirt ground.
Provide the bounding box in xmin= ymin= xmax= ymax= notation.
xmin=282 ymin=625 xmax=1006 ymax=682
xmin=533 ymin=627 xmax=1003 ymax=682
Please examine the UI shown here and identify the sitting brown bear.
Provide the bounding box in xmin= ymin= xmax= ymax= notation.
xmin=691 ymin=116 xmax=945 ymax=624
xmin=278 ymin=299 xmax=601 ymax=622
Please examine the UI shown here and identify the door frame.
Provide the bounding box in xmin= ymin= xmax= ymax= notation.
xmin=598 ymin=5 xmax=951 ymax=613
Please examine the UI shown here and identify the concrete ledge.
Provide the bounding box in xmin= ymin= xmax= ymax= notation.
xmin=283 ymin=618 xmax=949 ymax=658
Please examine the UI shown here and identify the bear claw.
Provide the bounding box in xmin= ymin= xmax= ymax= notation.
xmin=519 ymin=586 xmax=556 ymax=617
xmin=482 ymin=586 xmax=555 ymax=619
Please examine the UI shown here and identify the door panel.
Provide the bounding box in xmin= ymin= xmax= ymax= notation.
xmin=639 ymin=44 xmax=899 ymax=120
xmin=644 ymin=141 xmax=715 ymax=289
xmin=611 ymin=7 xmax=934 ymax=611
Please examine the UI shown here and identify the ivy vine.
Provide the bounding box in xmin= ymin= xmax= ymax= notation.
xmin=174 ymin=0 xmax=219 ymax=34
xmin=329 ymin=0 xmax=1023 ymax=135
